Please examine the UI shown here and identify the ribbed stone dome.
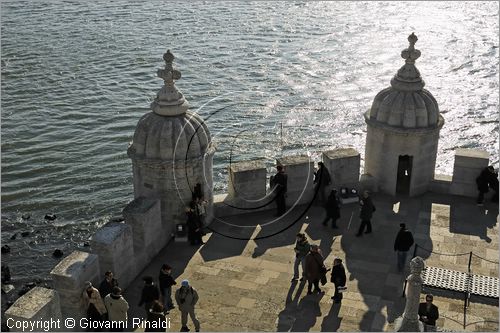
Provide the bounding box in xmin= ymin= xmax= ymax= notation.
xmin=129 ymin=111 xmax=210 ymax=161
xmin=368 ymin=33 xmax=440 ymax=128
xmin=127 ymin=50 xmax=211 ymax=162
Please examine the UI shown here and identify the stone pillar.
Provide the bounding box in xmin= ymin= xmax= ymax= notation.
xmin=394 ymin=256 xmax=425 ymax=332
xmin=322 ymin=148 xmax=360 ymax=190
xmin=123 ymin=197 xmax=164 ymax=273
xmin=90 ymin=222 xmax=135 ymax=288
xmin=50 ymin=251 xmax=100 ymax=321
xmin=4 ymin=287 xmax=62 ymax=332
xmin=450 ymin=148 xmax=489 ymax=197
xmin=276 ymin=155 xmax=314 ymax=206
xmin=227 ymin=159 xmax=267 ymax=205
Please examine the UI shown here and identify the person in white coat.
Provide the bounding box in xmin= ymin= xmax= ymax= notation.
xmin=104 ymin=287 xmax=129 ymax=332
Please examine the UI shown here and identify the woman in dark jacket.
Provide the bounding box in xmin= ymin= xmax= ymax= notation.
xmin=305 ymin=245 xmax=325 ymax=295
xmin=330 ymin=258 xmax=346 ymax=303
xmin=322 ymin=189 xmax=341 ymax=228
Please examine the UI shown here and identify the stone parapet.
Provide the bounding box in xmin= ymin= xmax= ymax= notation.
xmin=429 ymin=174 xmax=452 ymax=195
xmin=227 ymin=160 xmax=267 ymax=201
xmin=50 ymin=251 xmax=100 ymax=320
xmin=322 ymin=148 xmax=361 ymax=191
xmin=4 ymin=287 xmax=62 ymax=332
xmin=450 ymin=149 xmax=489 ymax=197
xmin=90 ymin=222 xmax=135 ymax=288
xmin=276 ymin=155 xmax=315 ymax=206
xmin=123 ymin=197 xmax=165 ymax=273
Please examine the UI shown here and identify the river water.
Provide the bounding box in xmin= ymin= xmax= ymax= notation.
xmin=1 ymin=1 xmax=498 ymax=281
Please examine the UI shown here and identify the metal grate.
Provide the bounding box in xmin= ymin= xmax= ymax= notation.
xmin=422 ymin=266 xmax=468 ymax=292
xmin=470 ymin=274 xmax=499 ymax=298
xmin=422 ymin=266 xmax=499 ymax=298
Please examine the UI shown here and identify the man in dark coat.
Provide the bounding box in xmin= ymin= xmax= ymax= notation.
xmin=322 ymin=189 xmax=340 ymax=228
xmin=99 ymin=271 xmax=119 ymax=299
xmin=159 ymin=264 xmax=176 ymax=311
xmin=314 ymin=162 xmax=332 ymax=205
xmin=394 ymin=223 xmax=414 ymax=272
xmin=138 ymin=276 xmax=160 ymax=315
xmin=330 ymin=258 xmax=346 ymax=303
xmin=356 ymin=191 xmax=376 ymax=237
xmin=273 ymin=165 xmax=288 ymax=216
xmin=418 ymin=294 xmax=439 ymax=329
xmin=305 ymin=245 xmax=325 ymax=295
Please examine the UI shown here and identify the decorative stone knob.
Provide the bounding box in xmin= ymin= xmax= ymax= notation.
xmin=401 ymin=32 xmax=421 ymax=65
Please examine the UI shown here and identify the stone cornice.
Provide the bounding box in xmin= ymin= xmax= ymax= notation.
xmin=364 ymin=110 xmax=444 ymax=136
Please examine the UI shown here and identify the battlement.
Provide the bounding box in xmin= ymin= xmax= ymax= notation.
xmin=4 ymin=148 xmax=492 ymax=329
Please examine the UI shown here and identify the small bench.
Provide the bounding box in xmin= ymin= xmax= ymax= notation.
xmin=422 ymin=266 xmax=499 ymax=299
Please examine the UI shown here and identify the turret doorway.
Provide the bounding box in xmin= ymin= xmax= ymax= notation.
xmin=396 ymin=155 xmax=412 ymax=195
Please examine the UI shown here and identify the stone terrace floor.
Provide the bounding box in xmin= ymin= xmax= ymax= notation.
xmin=123 ymin=192 xmax=499 ymax=332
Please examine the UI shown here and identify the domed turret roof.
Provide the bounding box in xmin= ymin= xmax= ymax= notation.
xmin=128 ymin=50 xmax=211 ymax=162
xmin=368 ymin=33 xmax=441 ymax=129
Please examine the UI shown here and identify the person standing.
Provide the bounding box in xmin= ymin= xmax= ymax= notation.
xmin=314 ymin=162 xmax=332 ymax=205
xmin=104 ymin=286 xmax=129 ymax=332
xmin=476 ymin=166 xmax=492 ymax=205
xmin=487 ymin=167 xmax=499 ymax=203
xmin=291 ymin=233 xmax=310 ymax=282
xmin=418 ymin=294 xmax=439 ymax=329
xmin=186 ymin=201 xmax=203 ymax=245
xmin=159 ymin=264 xmax=176 ymax=311
xmin=322 ymin=189 xmax=341 ymax=228
xmin=273 ymin=165 xmax=288 ymax=216
xmin=99 ymin=271 xmax=119 ymax=299
xmin=175 ymin=280 xmax=200 ymax=332
xmin=145 ymin=300 xmax=168 ymax=332
xmin=394 ymin=223 xmax=415 ymax=272
xmin=356 ymin=191 xmax=376 ymax=237
xmin=81 ymin=281 xmax=107 ymax=332
xmin=138 ymin=276 xmax=160 ymax=315
xmin=305 ymin=245 xmax=325 ymax=295
xmin=330 ymin=258 xmax=346 ymax=303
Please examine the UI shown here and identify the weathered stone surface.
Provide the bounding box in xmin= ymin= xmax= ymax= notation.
xmin=50 ymin=251 xmax=99 ymax=320
xmin=450 ymin=148 xmax=489 ymax=198
xmin=228 ymin=160 xmax=267 ymax=200
xmin=5 ymin=287 xmax=62 ymax=332
xmin=323 ymin=148 xmax=360 ymax=190
xmin=277 ymin=155 xmax=315 ymax=205
xmin=91 ymin=222 xmax=135 ymax=288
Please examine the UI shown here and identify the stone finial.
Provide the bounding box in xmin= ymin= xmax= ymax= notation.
xmin=391 ymin=33 xmax=425 ymax=91
xmin=150 ymin=49 xmax=189 ymax=116
xmin=395 ymin=256 xmax=425 ymax=332
xmin=401 ymin=33 xmax=421 ymax=65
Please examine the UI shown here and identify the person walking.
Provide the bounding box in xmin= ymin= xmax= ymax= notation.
xmin=145 ymin=300 xmax=168 ymax=332
xmin=291 ymin=233 xmax=310 ymax=282
xmin=322 ymin=189 xmax=341 ymax=228
xmin=418 ymin=294 xmax=439 ymax=330
xmin=104 ymin=286 xmax=129 ymax=332
xmin=314 ymin=162 xmax=332 ymax=205
xmin=305 ymin=245 xmax=325 ymax=295
xmin=138 ymin=276 xmax=160 ymax=315
xmin=159 ymin=264 xmax=176 ymax=311
xmin=394 ymin=223 xmax=415 ymax=272
xmin=356 ymin=191 xmax=376 ymax=237
xmin=99 ymin=271 xmax=119 ymax=299
xmin=273 ymin=165 xmax=288 ymax=216
xmin=330 ymin=258 xmax=346 ymax=303
xmin=81 ymin=281 xmax=107 ymax=332
xmin=175 ymin=280 xmax=200 ymax=332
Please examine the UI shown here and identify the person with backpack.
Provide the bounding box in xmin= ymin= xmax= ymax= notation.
xmin=175 ymin=280 xmax=200 ymax=332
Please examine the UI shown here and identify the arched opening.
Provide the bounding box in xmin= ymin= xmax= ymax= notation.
xmin=396 ymin=155 xmax=412 ymax=195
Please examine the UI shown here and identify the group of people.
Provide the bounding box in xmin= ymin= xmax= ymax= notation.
xmin=292 ymin=233 xmax=347 ymax=303
xmin=81 ymin=266 xmax=201 ymax=332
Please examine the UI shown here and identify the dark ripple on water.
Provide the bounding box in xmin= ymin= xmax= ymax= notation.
xmin=1 ymin=0 xmax=498 ymax=280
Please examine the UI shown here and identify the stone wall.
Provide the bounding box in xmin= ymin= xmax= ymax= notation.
xmin=4 ymin=287 xmax=62 ymax=332
xmin=450 ymin=148 xmax=489 ymax=197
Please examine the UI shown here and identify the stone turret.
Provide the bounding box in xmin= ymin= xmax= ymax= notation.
xmin=127 ymin=50 xmax=214 ymax=242
xmin=364 ymin=33 xmax=444 ymax=196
